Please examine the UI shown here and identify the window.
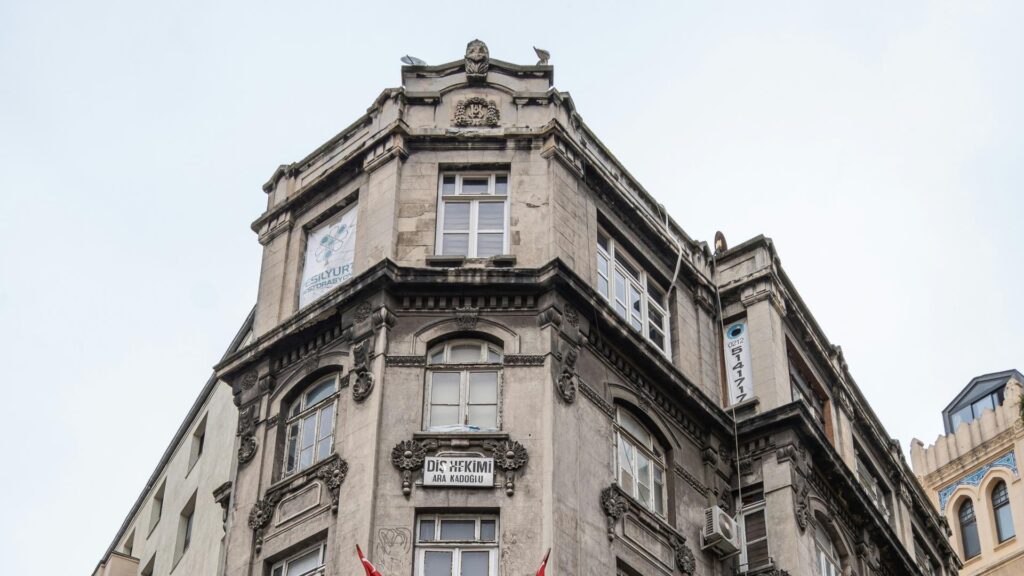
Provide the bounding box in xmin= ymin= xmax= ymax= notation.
xmin=148 ymin=481 xmax=165 ymax=535
xmin=741 ymin=490 xmax=769 ymax=571
xmin=436 ymin=173 xmax=509 ymax=258
xmin=959 ymin=499 xmax=981 ymax=559
xmin=122 ymin=529 xmax=135 ymax=557
xmin=284 ymin=376 xmax=338 ymax=476
xmin=915 ymin=536 xmax=938 ymax=576
xmin=856 ymin=450 xmax=891 ymax=522
xmin=425 ymin=340 xmax=502 ymax=432
xmin=993 ymin=480 xmax=1015 ymax=543
xmin=615 ymin=408 xmax=666 ymax=516
xmin=415 ymin=514 xmax=498 ymax=576
xmin=790 ymin=365 xmax=825 ymax=428
xmin=140 ymin=555 xmax=155 ymax=576
xmin=188 ymin=415 xmax=207 ymax=471
xmin=814 ymin=524 xmax=841 ymax=576
xmin=950 ymin=387 xmax=1006 ymax=430
xmin=271 ymin=542 xmax=326 ymax=576
xmin=174 ymin=492 xmax=197 ymax=563
xmin=596 ymin=232 xmax=670 ymax=353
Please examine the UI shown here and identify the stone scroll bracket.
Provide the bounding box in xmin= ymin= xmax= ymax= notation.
xmin=552 ymin=339 xmax=579 ymax=404
xmin=237 ymin=400 xmax=260 ymax=466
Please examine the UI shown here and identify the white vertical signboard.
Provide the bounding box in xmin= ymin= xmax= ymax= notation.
xmin=299 ymin=205 xmax=358 ymax=309
xmin=724 ymin=321 xmax=753 ymax=406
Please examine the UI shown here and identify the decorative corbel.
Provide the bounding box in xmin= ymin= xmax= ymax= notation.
xmin=669 ymin=534 xmax=697 ymax=575
xmin=315 ymin=457 xmax=349 ymax=513
xmin=485 ymin=439 xmax=529 ymax=496
xmin=391 ymin=439 xmax=429 ymax=497
xmin=553 ymin=342 xmax=579 ymax=404
xmin=237 ymin=402 xmax=259 ymax=466
xmin=600 ymin=485 xmax=627 ymax=541
xmin=351 ymin=337 xmax=375 ymax=402
xmin=248 ymin=493 xmax=281 ymax=552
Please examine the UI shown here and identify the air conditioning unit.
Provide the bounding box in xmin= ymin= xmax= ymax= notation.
xmin=700 ymin=506 xmax=740 ymax=555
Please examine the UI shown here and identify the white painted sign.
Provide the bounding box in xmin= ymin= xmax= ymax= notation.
xmin=724 ymin=321 xmax=753 ymax=405
xmin=423 ymin=456 xmax=494 ymax=487
xmin=299 ymin=205 xmax=358 ymax=309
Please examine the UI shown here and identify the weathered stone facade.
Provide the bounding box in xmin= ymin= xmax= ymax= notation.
xmin=98 ymin=41 xmax=955 ymax=576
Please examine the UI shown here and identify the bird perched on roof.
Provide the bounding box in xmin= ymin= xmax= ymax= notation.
xmin=534 ymin=46 xmax=551 ymax=65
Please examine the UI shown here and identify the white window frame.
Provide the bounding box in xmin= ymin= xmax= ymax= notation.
xmin=814 ymin=524 xmax=841 ymax=576
xmin=414 ymin=514 xmax=499 ymax=576
xmin=614 ymin=408 xmax=667 ymax=517
xmin=270 ymin=542 xmax=327 ymax=576
xmin=435 ymin=172 xmax=510 ymax=258
xmin=283 ymin=375 xmax=339 ymax=477
xmin=596 ymin=231 xmax=671 ymax=354
xmin=424 ymin=340 xmax=503 ymax=432
xmin=740 ymin=497 xmax=770 ymax=572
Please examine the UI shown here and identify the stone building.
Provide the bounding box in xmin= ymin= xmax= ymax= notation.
xmin=912 ymin=370 xmax=1024 ymax=575
xmin=98 ymin=40 xmax=956 ymax=576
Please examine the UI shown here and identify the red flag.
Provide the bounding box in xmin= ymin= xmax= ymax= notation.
xmin=536 ymin=548 xmax=551 ymax=576
xmin=356 ymin=544 xmax=382 ymax=576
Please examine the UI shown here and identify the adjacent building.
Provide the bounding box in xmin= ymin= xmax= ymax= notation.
xmin=97 ymin=40 xmax=956 ymax=576
xmin=912 ymin=370 xmax=1024 ymax=575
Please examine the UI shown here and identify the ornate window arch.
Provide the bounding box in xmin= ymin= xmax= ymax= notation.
xmin=614 ymin=405 xmax=667 ymax=516
xmin=814 ymin=522 xmax=842 ymax=576
xmin=958 ymin=498 xmax=981 ymax=559
xmin=282 ymin=373 xmax=340 ymax=476
xmin=423 ymin=339 xmax=503 ymax=432
xmin=992 ymin=480 xmax=1015 ymax=543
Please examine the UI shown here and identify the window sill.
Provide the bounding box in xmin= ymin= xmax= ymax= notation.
xmin=414 ymin=430 xmax=509 ymax=441
xmin=425 ymin=255 xmax=516 ymax=268
xmin=994 ymin=535 xmax=1017 ymax=552
xmin=170 ymin=546 xmax=188 ymax=574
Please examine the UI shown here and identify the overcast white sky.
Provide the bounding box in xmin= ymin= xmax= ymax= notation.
xmin=1 ymin=1 xmax=1022 ymax=574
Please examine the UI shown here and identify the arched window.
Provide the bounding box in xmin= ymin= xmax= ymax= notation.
xmin=283 ymin=375 xmax=338 ymax=476
xmin=814 ymin=523 xmax=841 ymax=576
xmin=615 ymin=408 xmax=666 ymax=516
xmin=959 ymin=499 xmax=981 ymax=559
xmin=993 ymin=481 xmax=1015 ymax=543
xmin=424 ymin=340 xmax=502 ymax=432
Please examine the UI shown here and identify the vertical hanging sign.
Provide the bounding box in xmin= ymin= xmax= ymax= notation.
xmin=724 ymin=321 xmax=753 ymax=405
xmin=299 ymin=205 xmax=358 ymax=309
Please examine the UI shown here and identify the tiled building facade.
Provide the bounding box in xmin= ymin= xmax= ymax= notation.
xmin=98 ymin=41 xmax=956 ymax=576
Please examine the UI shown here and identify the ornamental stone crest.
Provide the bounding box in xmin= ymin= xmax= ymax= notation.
xmin=669 ymin=534 xmax=697 ymax=575
xmin=248 ymin=495 xmax=280 ymax=551
xmin=351 ymin=337 xmax=375 ymax=402
xmin=464 ymin=39 xmax=489 ymax=80
xmin=316 ymin=457 xmax=349 ymax=513
xmin=554 ymin=343 xmax=579 ymax=404
xmin=485 ymin=439 xmax=529 ymax=496
xmin=237 ymin=435 xmax=258 ymax=465
xmin=600 ymin=485 xmax=627 ymax=541
xmin=454 ymin=97 xmax=499 ymax=127
xmin=391 ymin=439 xmax=429 ymax=497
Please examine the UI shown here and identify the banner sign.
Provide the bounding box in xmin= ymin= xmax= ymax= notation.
xmin=423 ymin=456 xmax=494 ymax=487
xmin=299 ymin=206 xmax=358 ymax=309
xmin=724 ymin=321 xmax=753 ymax=406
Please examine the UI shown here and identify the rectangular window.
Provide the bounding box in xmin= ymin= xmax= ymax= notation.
xmin=148 ymin=481 xmax=165 ymax=535
xmin=122 ymin=529 xmax=135 ymax=557
xmin=595 ymin=231 xmax=671 ymax=354
xmin=437 ymin=173 xmax=509 ymax=258
xmin=174 ymin=492 xmax=197 ymax=563
xmin=188 ymin=415 xmax=207 ymax=471
xmin=140 ymin=555 xmax=155 ymax=576
xmin=415 ymin=514 xmax=498 ymax=576
xmin=741 ymin=491 xmax=770 ymax=571
xmin=271 ymin=542 xmax=326 ymax=576
xmin=790 ymin=365 xmax=825 ymax=428
xmin=856 ymin=450 xmax=891 ymax=522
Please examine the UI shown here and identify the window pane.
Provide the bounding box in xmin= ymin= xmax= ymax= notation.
xmin=951 ymin=405 xmax=973 ymax=429
xmin=647 ymin=282 xmax=666 ymax=307
xmin=469 ymin=372 xmax=498 ymax=403
xmin=745 ymin=511 xmax=766 ymax=541
xmin=442 ymin=176 xmax=456 ymax=196
xmin=443 ymin=203 xmax=471 ymax=231
xmin=468 ymin=405 xmax=497 ymax=429
xmin=618 ymin=441 xmax=635 ymax=496
xmin=614 ymin=272 xmax=625 ymax=303
xmin=429 ymin=405 xmax=460 ymax=428
xmin=440 ymin=520 xmax=476 ymax=540
xmin=486 ymin=348 xmax=501 ymax=363
xmin=648 ymin=326 xmax=665 ymax=350
xmin=597 ymin=254 xmax=609 ymax=277
xmin=304 ymin=379 xmax=335 ymax=407
xmin=477 ymin=233 xmax=504 ymax=257
xmin=597 ymin=233 xmax=609 ymax=251
xmin=299 ymin=446 xmax=314 ymax=470
xmin=450 ymin=344 xmax=482 ymax=363
xmin=461 ymin=178 xmax=489 ymax=195
xmin=318 ymin=405 xmax=334 ymax=440
xmin=619 ymin=411 xmax=652 ymax=448
xmin=480 ymin=520 xmax=496 ymax=541
xmin=619 ymin=258 xmax=640 ymax=280
xmin=429 ymin=349 xmax=445 ymax=364
xmin=442 ymin=233 xmax=469 ymax=256
xmin=598 ymin=276 xmax=609 ymax=298
xmin=430 ymin=373 xmax=461 ymax=403
xmin=419 ymin=519 xmax=436 ymax=542
xmin=963 ymin=519 xmax=981 ymax=558
xmin=997 ymin=505 xmax=1015 ymax=542
xmin=648 ymin=306 xmax=664 ymax=328
xmin=424 ymin=551 xmax=453 ymax=576
xmin=286 ymin=424 xmax=298 ymax=472
xmin=494 ymin=175 xmax=508 ymax=195
xmin=477 ymin=202 xmax=504 ymax=230
xmin=273 ymin=567 xmax=283 ymax=576
xmin=286 ymin=549 xmax=321 ymax=576
xmin=653 ymin=467 xmax=665 ymax=515
xmin=316 ymin=436 xmax=332 ymax=460
xmin=301 ymin=415 xmax=317 ymax=449
xmin=972 ymin=394 xmax=995 ymax=417
xmin=461 ymin=551 xmax=489 ymax=576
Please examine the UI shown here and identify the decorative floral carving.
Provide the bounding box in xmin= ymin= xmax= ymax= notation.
xmin=248 ymin=495 xmax=280 ymax=551
xmin=241 ymin=371 xmax=258 ymax=390
xmin=503 ymin=354 xmax=546 ymax=366
xmin=238 ymin=434 xmax=258 ymax=465
xmin=351 ymin=337 xmax=375 ymax=402
xmin=669 ymin=534 xmax=697 ymax=575
xmin=454 ymin=97 xmax=499 ymax=127
xmin=464 ymin=39 xmax=489 ymax=80
xmin=793 ymin=473 xmax=810 ymax=532
xmin=564 ymin=306 xmax=579 ymax=327
xmin=555 ymin=343 xmax=579 ymax=403
xmin=354 ymin=301 xmax=372 ymax=323
xmin=600 ymin=485 xmax=627 ymax=541
xmin=316 ymin=458 xmax=349 ymax=512
xmin=353 ymin=371 xmax=375 ymax=402
xmin=385 ymin=355 xmax=427 ymax=367
xmin=391 ymin=440 xmax=428 ymax=497
xmin=486 ymin=439 xmax=529 ymax=496
xmin=455 ymin=306 xmax=479 ymax=330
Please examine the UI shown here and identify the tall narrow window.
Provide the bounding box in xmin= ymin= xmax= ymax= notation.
xmin=188 ymin=415 xmax=207 ymax=471
xmin=174 ymin=492 xmax=197 ymax=563
xmin=415 ymin=514 xmax=498 ymax=576
xmin=993 ymin=481 xmax=1015 ymax=543
xmin=122 ymin=529 xmax=135 ymax=557
xmin=615 ymin=408 xmax=666 ymax=516
xmin=741 ymin=490 xmax=769 ymax=571
xmin=790 ymin=365 xmax=825 ymax=427
xmin=959 ymin=499 xmax=981 ymax=559
xmin=271 ymin=542 xmax=326 ymax=576
xmin=596 ymin=232 xmax=671 ymax=354
xmin=425 ymin=340 xmax=502 ymax=432
xmin=284 ymin=375 xmax=338 ymax=476
xmin=148 ymin=481 xmax=165 ymax=535
xmin=855 ymin=449 xmax=891 ymax=522
xmin=814 ymin=524 xmax=841 ymax=576
xmin=437 ymin=173 xmax=509 ymax=258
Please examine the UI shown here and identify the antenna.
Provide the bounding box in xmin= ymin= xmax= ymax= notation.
xmin=400 ymin=55 xmax=427 ymax=66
